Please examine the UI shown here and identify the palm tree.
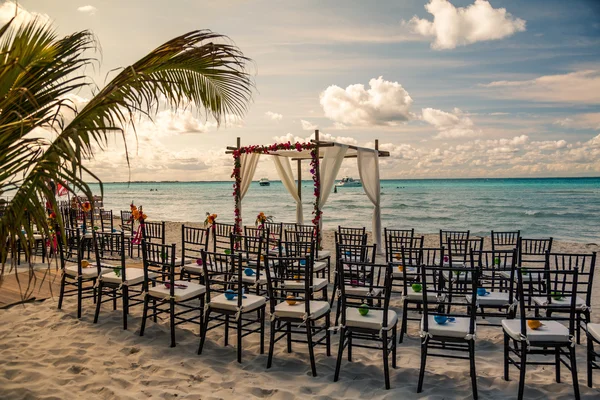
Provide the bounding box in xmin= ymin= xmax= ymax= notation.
xmin=0 ymin=16 xmax=253 ymax=274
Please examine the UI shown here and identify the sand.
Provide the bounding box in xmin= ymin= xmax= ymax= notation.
xmin=1 ymin=225 xmax=599 ymax=399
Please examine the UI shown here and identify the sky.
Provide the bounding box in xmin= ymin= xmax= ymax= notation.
xmin=3 ymin=0 xmax=600 ymax=181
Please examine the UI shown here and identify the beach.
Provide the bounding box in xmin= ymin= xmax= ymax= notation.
xmin=1 ymin=226 xmax=599 ymax=399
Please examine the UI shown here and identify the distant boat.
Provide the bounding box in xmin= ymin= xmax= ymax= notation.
xmin=335 ymin=177 xmax=362 ymax=187
xmin=259 ymin=178 xmax=270 ymax=186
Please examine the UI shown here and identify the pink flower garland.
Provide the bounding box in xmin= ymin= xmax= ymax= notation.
xmin=231 ymin=142 xmax=321 ymax=239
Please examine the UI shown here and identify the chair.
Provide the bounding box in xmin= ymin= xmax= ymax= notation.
xmin=338 ymin=226 xmax=366 ymax=236
xmin=263 ymin=222 xmax=283 ymax=254
xmin=491 ymin=230 xmax=520 ymax=251
xmin=180 ymin=225 xmax=210 ymax=281
xmin=211 ymin=222 xmax=234 ymax=253
xmin=142 ymin=221 xmax=166 ymax=245
xmin=231 ymin=233 xmax=268 ymax=296
xmin=446 ymin=237 xmax=484 ymax=267
xmin=439 ymin=229 xmax=469 ymax=248
xmin=120 ymin=210 xmax=134 ymax=235
xmin=398 ymin=247 xmax=444 ymax=344
xmin=198 ymin=250 xmax=266 ymax=362
xmin=93 ymin=231 xmax=150 ymax=329
xmin=99 ymin=210 xmax=114 ymax=233
xmin=418 ymin=263 xmax=479 ymax=398
xmin=588 ymin=322 xmax=600 ymax=387
xmin=384 ymin=228 xmax=415 ymax=264
xmin=264 ymin=252 xmax=331 ymax=376
xmin=334 ymin=261 xmax=397 ymax=389
xmin=467 ymin=249 xmax=518 ymax=326
xmin=533 ymin=252 xmax=596 ymax=344
xmin=140 ymin=241 xmax=205 ymax=347
xmin=502 ymin=267 xmax=580 ymax=400
xmin=57 ymin=228 xmax=107 ymax=318
xmin=281 ymin=240 xmax=329 ymax=301
xmin=285 ymin=231 xmax=329 ymax=279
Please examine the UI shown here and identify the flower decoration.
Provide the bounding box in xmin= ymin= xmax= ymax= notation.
xmin=204 ymin=213 xmax=218 ymax=227
xmin=81 ymin=201 xmax=92 ymax=212
xmin=130 ymin=203 xmax=147 ymax=223
xmin=255 ymin=212 xmax=273 ymax=227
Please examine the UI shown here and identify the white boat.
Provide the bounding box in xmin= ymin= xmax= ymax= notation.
xmin=259 ymin=178 xmax=270 ymax=186
xmin=335 ymin=177 xmax=362 ymax=187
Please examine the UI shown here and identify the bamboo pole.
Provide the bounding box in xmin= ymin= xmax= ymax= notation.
xmin=297 ymin=159 xmax=302 ymax=224
xmin=314 ymin=129 xmax=321 ymax=247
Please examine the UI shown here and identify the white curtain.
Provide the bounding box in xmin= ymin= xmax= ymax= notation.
xmin=357 ymin=148 xmax=382 ymax=254
xmin=238 ymin=152 xmax=261 ymax=218
xmin=272 ymin=156 xmax=303 ymax=224
xmin=318 ymin=144 xmax=348 ymax=227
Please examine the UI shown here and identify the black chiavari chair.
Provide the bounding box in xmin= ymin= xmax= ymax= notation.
xmin=491 ymin=230 xmax=520 ymax=251
xmin=99 ymin=209 xmax=114 ymax=233
xmin=211 ymin=222 xmax=235 ymax=253
xmin=439 ymin=229 xmax=470 ymax=248
xmin=231 ymin=233 xmax=268 ymax=296
xmin=180 ymin=225 xmax=210 ymax=281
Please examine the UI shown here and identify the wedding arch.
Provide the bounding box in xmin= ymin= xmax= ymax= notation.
xmin=226 ymin=130 xmax=390 ymax=251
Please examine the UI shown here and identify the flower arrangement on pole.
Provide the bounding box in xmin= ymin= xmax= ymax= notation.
xmin=204 ymin=212 xmax=218 ymax=228
xmin=255 ymin=212 xmax=273 ymax=230
xmin=130 ymin=202 xmax=147 ymax=245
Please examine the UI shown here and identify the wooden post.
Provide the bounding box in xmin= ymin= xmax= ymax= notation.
xmin=314 ymin=129 xmax=321 ymax=247
xmin=235 ymin=137 xmax=241 ymax=235
xmin=375 ymin=139 xmax=379 ymax=151
xmin=297 ymin=159 xmax=302 ymax=224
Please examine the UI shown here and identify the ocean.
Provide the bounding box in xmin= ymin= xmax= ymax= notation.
xmin=88 ymin=178 xmax=600 ymax=243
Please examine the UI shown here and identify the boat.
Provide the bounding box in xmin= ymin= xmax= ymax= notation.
xmin=259 ymin=178 xmax=270 ymax=186
xmin=335 ymin=177 xmax=362 ymax=187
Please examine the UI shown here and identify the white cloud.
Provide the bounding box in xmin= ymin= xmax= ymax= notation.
xmin=406 ymin=0 xmax=526 ymax=50
xmin=300 ymin=119 xmax=318 ymax=131
xmin=320 ymin=76 xmax=414 ymax=126
xmin=77 ymin=5 xmax=97 ymax=15
xmin=265 ymin=111 xmax=283 ymax=121
xmin=421 ymin=107 xmax=480 ymax=139
xmin=481 ymin=70 xmax=600 ymax=104
xmin=554 ymin=113 xmax=600 ymax=130
xmin=0 ymin=1 xmax=51 ymax=26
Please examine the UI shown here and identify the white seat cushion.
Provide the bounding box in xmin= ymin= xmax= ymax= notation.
xmin=101 ymin=268 xmax=157 ymax=285
xmin=421 ymin=316 xmax=475 ymax=339
xmin=313 ymin=261 xmax=327 ymax=272
xmin=346 ymin=286 xmax=382 ymax=297
xmin=502 ymin=319 xmax=570 ymax=343
xmin=283 ymin=278 xmax=328 ymax=291
xmin=148 ymin=280 xmax=206 ymax=302
xmin=317 ymin=250 xmax=331 ymax=259
xmin=392 ymin=266 xmax=418 ymax=279
xmin=500 ymin=270 xmax=544 ymax=281
xmin=345 ymin=307 xmax=397 ymax=331
xmin=64 ymin=265 xmax=110 ymax=278
xmin=404 ymin=286 xmax=437 ymax=302
xmin=209 ymin=293 xmax=266 ymax=313
xmin=274 ymin=300 xmax=330 ymax=319
xmin=182 ymin=261 xmax=220 ymax=275
xmin=587 ymin=323 xmax=600 ymax=342
xmin=532 ymin=296 xmax=587 ymax=310
xmin=442 ymin=270 xmax=473 ymax=281
xmin=466 ymin=292 xmax=511 ymax=307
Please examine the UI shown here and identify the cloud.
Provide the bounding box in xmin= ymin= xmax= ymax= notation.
xmin=265 ymin=111 xmax=283 ymax=121
xmin=554 ymin=113 xmax=600 ymax=130
xmin=300 ymin=119 xmax=318 ymax=131
xmin=421 ymin=107 xmax=480 ymax=139
xmin=320 ymin=76 xmax=413 ymax=126
xmin=77 ymin=5 xmax=97 ymax=15
xmin=272 ymin=132 xmax=357 ymax=146
xmin=406 ymin=0 xmax=526 ymax=50
xmin=0 ymin=1 xmax=51 ymax=26
xmin=481 ymin=70 xmax=600 ymax=104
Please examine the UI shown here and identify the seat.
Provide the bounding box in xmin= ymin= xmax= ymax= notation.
xmin=101 ymin=268 xmax=157 ymax=285
xmin=502 ymin=319 xmax=570 ymax=343
xmin=283 ymin=278 xmax=328 ymax=291
xmin=405 ymin=286 xmax=438 ymax=301
xmin=209 ymin=293 xmax=266 ymax=312
xmin=345 ymin=307 xmax=398 ymax=331
xmin=421 ymin=316 xmax=475 ymax=339
xmin=346 ymin=286 xmax=383 ymax=297
xmin=532 ymin=296 xmax=587 ymax=310
xmin=589 ymin=323 xmax=600 ymax=342
xmin=274 ymin=300 xmax=330 ymax=319
xmin=65 ymin=265 xmax=110 ymax=278
xmin=466 ymin=291 xmax=511 ymax=306
xmin=318 ymin=250 xmax=331 ymax=259
xmin=313 ymin=261 xmax=327 ymax=273
xmin=148 ymin=280 xmax=206 ymax=302
xmin=392 ymin=266 xmax=417 ymax=279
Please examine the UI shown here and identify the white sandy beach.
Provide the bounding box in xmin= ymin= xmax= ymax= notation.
xmin=0 ymin=226 xmax=599 ymax=399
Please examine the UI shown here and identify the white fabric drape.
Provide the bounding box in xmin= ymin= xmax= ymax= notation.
xmin=357 ymin=148 xmax=382 ymax=254
xmin=318 ymin=144 xmax=348 ymax=227
xmin=238 ymin=152 xmax=261 ymax=217
xmin=272 ymin=156 xmax=303 ymax=224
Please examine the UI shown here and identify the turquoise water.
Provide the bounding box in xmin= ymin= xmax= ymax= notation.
xmin=88 ymin=178 xmax=600 ymax=243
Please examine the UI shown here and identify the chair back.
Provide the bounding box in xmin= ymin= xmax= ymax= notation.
xmin=385 ymin=230 xmax=421 ymax=263
xmin=280 ymin=240 xmax=315 ymax=262
xmin=141 ymin=241 xmax=177 ymax=290
xmin=263 ymin=222 xmax=282 ymax=240
xmin=99 ymin=210 xmax=114 ymax=233
xmin=473 ymin=249 xmax=517 ymax=298
xmin=201 ymin=250 xmax=244 ymax=306
xmin=120 ymin=210 xmax=134 ymax=235
xmin=547 ymin=252 xmax=596 ymax=309
xmin=338 ymin=226 xmax=366 ymax=236
xmin=285 ymin=229 xmax=313 ymax=244
xmin=93 ymin=231 xmax=126 ymax=280
xmin=491 ymin=230 xmax=520 ymax=251
xmin=439 ymin=229 xmax=470 ymax=248
xmin=400 ymin=247 xmax=445 ymax=300
xmin=337 ymin=261 xmax=393 ymax=329
xmin=264 ymin=254 xmax=315 ymax=318
xmin=518 ymin=237 xmax=553 ymax=270
xmin=58 ymin=228 xmax=82 ymax=268
xmin=447 ymin=237 xmax=483 ymax=265
xmin=181 ymin=225 xmax=210 ymax=265
xmin=142 ymin=221 xmax=166 ymax=245
xmin=337 ymin=242 xmax=377 ymax=264
xmin=244 ymin=226 xmax=269 ymax=239
xmin=211 ymin=222 xmax=234 ymax=253
xmin=335 ymin=231 xmax=367 ymax=247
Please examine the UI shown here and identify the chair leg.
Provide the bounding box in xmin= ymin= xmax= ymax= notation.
xmin=347 ymin=331 xmax=352 ymax=362
xmin=334 ymin=327 xmax=345 ymax=382
xmin=267 ymin=317 xmax=276 ymax=369
xmin=198 ymin=309 xmax=210 ymax=355
xmin=569 ymin=345 xmax=580 ymax=399
xmin=237 ymin=316 xmax=242 ymax=363
xmin=382 ymin=329 xmax=390 ymax=389
xmin=76 ymin=277 xmax=83 ymax=319
xmin=576 ymin=313 xmax=582 ymax=345
xmin=112 ymin=288 xmax=117 ymax=310
xmin=170 ymin=299 xmax=176 ymax=347
xmin=417 ymin=340 xmax=428 ymax=393
xmin=260 ymin=308 xmax=265 ymax=355
xmin=140 ymin=294 xmax=149 ymax=337
xmin=588 ymin=335 xmax=594 ymax=388
xmin=306 ymin=320 xmax=317 ymax=377
xmin=399 ymin=300 xmax=408 ymax=344
xmin=503 ymin=333 xmax=510 ymax=381
xmin=469 ymin=340 xmax=478 ymax=400
xmin=326 ymin=314 xmax=331 ymax=357
xmin=392 ymin=324 xmax=397 ymax=369
xmin=58 ymin=273 xmax=66 ymax=310
xmin=152 ymin=298 xmax=157 ymax=323
xmin=555 ymin=346 xmax=561 ymax=383
xmin=224 ymin=315 xmax=230 ymax=346
xmin=122 ymin=286 xmax=129 ymax=330
xmin=517 ymin=345 xmax=527 ymax=400
xmin=93 ymin=283 xmax=103 ymax=323
xmin=286 ymin=322 xmax=292 ymax=353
